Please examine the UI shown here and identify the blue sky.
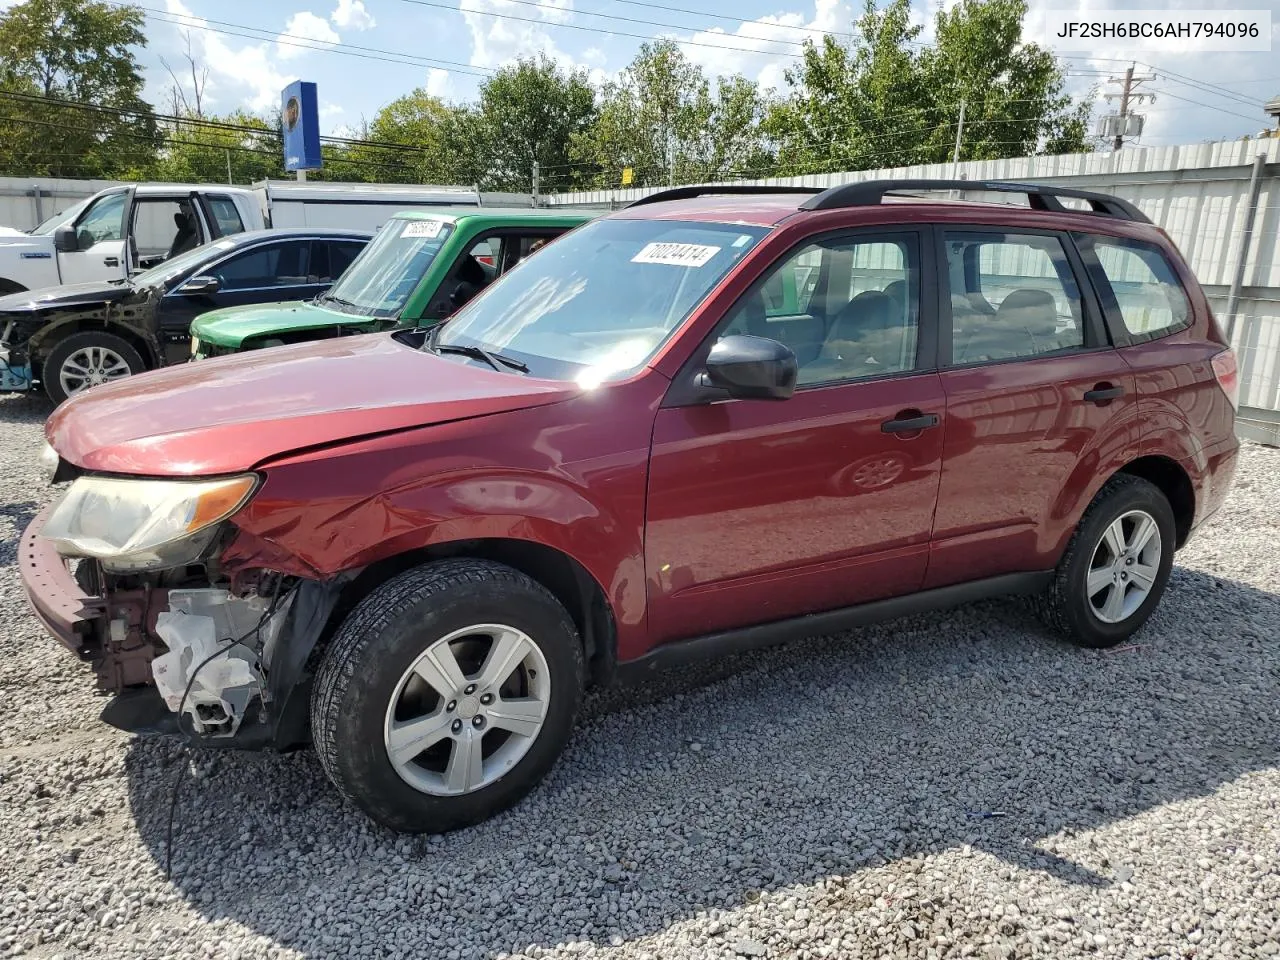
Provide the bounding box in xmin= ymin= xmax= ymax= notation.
xmin=96 ymin=0 xmax=1280 ymax=150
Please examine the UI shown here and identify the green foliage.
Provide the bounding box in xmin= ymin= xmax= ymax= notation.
xmin=476 ymin=55 xmax=597 ymax=192
xmin=136 ymin=112 xmax=286 ymax=185
xmin=766 ymin=0 xmax=1094 ymax=177
xmin=0 ymin=0 xmax=1093 ymax=188
xmin=571 ymin=40 xmax=773 ymax=188
xmin=0 ymin=0 xmax=158 ymax=178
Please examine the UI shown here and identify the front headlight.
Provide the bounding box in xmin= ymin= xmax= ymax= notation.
xmin=42 ymin=474 xmax=257 ymax=570
xmin=190 ymin=336 xmax=200 ymax=356
xmin=38 ymin=441 xmax=59 ymax=482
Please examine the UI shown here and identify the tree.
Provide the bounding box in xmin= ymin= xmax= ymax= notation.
xmin=572 ymin=40 xmax=770 ymax=188
xmin=137 ymin=112 xmax=285 ymax=185
xmin=0 ymin=0 xmax=158 ymax=178
xmin=766 ymin=0 xmax=1093 ymax=176
xmin=332 ymin=89 xmax=486 ymax=185
xmin=474 ymin=55 xmax=597 ymax=192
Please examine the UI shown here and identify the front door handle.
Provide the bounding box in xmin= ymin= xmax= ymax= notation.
xmin=103 ymin=256 xmax=120 ymax=267
xmin=882 ymin=412 xmax=940 ymax=433
xmin=1084 ymin=384 xmax=1124 ymax=404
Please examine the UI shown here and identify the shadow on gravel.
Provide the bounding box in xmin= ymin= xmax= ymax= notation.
xmin=0 ymin=392 xmax=53 ymax=424
xmin=123 ymin=566 xmax=1280 ymax=958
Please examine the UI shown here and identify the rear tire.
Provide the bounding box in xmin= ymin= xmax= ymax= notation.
xmin=1035 ymin=474 xmax=1176 ymax=648
xmin=43 ymin=331 xmax=145 ymax=405
xmin=311 ymin=558 xmax=584 ymax=833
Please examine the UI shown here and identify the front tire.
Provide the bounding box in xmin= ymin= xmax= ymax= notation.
xmin=43 ymin=331 xmax=145 ymax=404
xmin=1036 ymin=474 xmax=1176 ymax=648
xmin=311 ymin=559 xmax=584 ymax=833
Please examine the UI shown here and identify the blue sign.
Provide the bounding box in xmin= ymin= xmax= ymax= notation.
xmin=281 ymin=80 xmax=322 ymax=171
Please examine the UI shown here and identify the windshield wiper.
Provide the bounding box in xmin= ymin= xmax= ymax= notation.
xmin=318 ymin=292 xmax=359 ymax=312
xmin=432 ymin=341 xmax=529 ymax=373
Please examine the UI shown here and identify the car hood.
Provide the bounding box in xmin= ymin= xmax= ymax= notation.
xmin=0 ymin=281 xmax=135 ymax=313
xmin=47 ymin=333 xmax=580 ymax=476
xmin=192 ymin=299 xmax=355 ymax=344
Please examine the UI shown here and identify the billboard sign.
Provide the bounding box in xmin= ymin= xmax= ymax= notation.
xmin=281 ymin=80 xmax=322 ymax=171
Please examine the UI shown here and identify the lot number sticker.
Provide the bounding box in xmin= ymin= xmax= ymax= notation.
xmin=401 ymin=220 xmax=444 ymax=239
xmin=631 ymin=242 xmax=721 ymax=267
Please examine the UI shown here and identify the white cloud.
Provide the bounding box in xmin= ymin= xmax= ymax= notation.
xmin=673 ymin=0 xmax=853 ymax=92
xmin=331 ymin=0 xmax=375 ymax=31
xmin=163 ymin=0 xmax=294 ymax=112
xmin=458 ymin=0 xmax=581 ymax=70
xmin=278 ymin=11 xmax=340 ymax=61
xmin=426 ymin=67 xmax=451 ymax=98
xmin=320 ymin=102 xmax=345 ymax=119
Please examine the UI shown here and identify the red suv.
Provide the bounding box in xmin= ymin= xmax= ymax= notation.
xmin=21 ymin=180 xmax=1239 ymax=832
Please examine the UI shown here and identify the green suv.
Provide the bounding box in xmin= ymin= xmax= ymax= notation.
xmin=189 ymin=208 xmax=593 ymax=358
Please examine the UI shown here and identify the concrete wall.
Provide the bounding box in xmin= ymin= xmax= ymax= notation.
xmin=548 ymin=139 xmax=1280 ymax=430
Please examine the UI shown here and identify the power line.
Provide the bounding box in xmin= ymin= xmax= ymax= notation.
xmin=1146 ymin=89 xmax=1267 ymax=125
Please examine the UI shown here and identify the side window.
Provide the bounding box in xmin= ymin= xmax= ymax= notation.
xmin=1081 ymin=235 xmax=1191 ymax=339
xmin=328 ymin=240 xmax=365 ymax=279
xmin=720 ymin=234 xmax=920 ymax=386
xmin=943 ymin=231 xmax=1085 ymax=365
xmin=504 ymin=232 xmax=564 ymax=272
xmin=433 ymin=236 xmax=499 ymax=313
xmin=74 ymin=192 xmax=128 ymax=246
xmin=206 ymin=196 xmax=246 ymax=237
xmin=131 ymin=198 xmax=199 ymax=264
xmin=211 ymin=241 xmax=311 ymax=291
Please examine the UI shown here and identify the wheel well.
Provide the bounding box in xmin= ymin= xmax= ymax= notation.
xmin=31 ymin=320 xmax=158 ymax=374
xmin=321 ymin=539 xmax=618 ymax=686
xmin=1118 ymin=455 xmax=1195 ymax=547
xmin=0 ymin=278 xmax=27 ymax=295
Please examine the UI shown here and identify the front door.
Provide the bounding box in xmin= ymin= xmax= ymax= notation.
xmin=644 ymin=229 xmax=946 ymax=644
xmin=925 ymin=227 xmax=1140 ymax=589
xmin=155 ymin=239 xmax=323 ymax=364
xmin=57 ymin=188 xmax=134 ymax=285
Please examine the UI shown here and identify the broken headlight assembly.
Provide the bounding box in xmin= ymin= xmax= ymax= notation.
xmin=42 ymin=474 xmax=258 ymax=572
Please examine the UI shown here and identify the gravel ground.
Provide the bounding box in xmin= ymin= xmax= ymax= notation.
xmin=0 ymin=391 xmax=1277 ymax=960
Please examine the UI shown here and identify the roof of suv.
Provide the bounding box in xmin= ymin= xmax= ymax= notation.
xmin=608 ymin=180 xmax=1152 ymax=232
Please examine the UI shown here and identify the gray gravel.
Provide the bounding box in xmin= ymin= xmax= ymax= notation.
xmin=1 ymin=390 xmax=1277 ymax=960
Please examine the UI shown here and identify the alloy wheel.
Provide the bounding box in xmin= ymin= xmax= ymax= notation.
xmin=59 ymin=346 xmax=133 ymax=396
xmin=1086 ymin=509 xmax=1162 ymax=624
xmin=383 ymin=623 xmax=550 ymax=796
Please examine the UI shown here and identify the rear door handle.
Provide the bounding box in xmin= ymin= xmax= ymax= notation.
xmin=881 ymin=412 xmax=940 ymax=433
xmin=1084 ymin=384 xmax=1124 ymax=404
xmin=103 ymin=257 xmax=119 ymax=267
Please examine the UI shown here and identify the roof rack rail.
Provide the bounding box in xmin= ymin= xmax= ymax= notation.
xmin=626 ymin=184 xmax=822 ymax=207
xmin=799 ymin=179 xmax=1150 ymax=222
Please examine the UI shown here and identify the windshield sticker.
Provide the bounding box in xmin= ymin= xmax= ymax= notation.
xmin=732 ymin=234 xmax=752 ymax=247
xmin=401 ymin=220 xmax=444 ymax=239
xmin=631 ymin=242 xmax=721 ymax=267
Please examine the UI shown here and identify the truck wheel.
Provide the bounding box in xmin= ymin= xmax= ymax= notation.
xmin=43 ymin=331 xmax=145 ymax=404
xmin=311 ymin=558 xmax=584 ymax=833
xmin=1035 ymin=474 xmax=1176 ymax=649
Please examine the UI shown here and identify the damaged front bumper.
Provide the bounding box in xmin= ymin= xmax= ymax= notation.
xmin=19 ymin=505 xmax=347 ymax=750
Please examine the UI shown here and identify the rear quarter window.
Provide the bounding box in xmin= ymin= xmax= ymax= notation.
xmin=1077 ymin=234 xmax=1191 ymax=341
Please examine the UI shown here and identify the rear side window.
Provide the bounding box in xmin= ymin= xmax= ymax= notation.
xmin=943 ymin=231 xmax=1085 ymax=365
xmin=212 ymin=241 xmax=311 ymax=291
xmin=207 ymin=196 xmax=246 ymax=236
xmin=1079 ymin=235 xmax=1191 ymax=339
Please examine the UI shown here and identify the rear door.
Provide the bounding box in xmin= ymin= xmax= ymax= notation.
xmin=926 ymin=226 xmax=1140 ymax=589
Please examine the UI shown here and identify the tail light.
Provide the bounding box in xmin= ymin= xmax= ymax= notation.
xmin=1211 ymin=348 xmax=1239 ymax=410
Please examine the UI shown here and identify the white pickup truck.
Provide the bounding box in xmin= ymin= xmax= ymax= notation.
xmin=0 ymin=181 xmax=486 ymax=295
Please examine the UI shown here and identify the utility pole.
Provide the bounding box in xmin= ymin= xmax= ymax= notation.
xmin=225 ymin=149 xmax=233 ymax=185
xmin=532 ymin=160 xmax=540 ymax=207
xmin=951 ymin=98 xmax=967 ymax=170
xmin=1102 ymin=64 xmax=1155 ymax=151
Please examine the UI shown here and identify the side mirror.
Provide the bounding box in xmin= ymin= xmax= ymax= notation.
xmin=53 ymin=225 xmax=78 ymax=253
xmin=702 ymin=334 xmax=797 ymax=401
xmin=177 ymin=275 xmax=221 ymax=296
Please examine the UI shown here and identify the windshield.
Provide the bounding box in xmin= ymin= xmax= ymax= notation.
xmin=324 ymin=217 xmax=454 ymax=317
xmin=131 ymin=238 xmax=238 ymax=287
xmin=30 ymin=197 xmax=91 ymax=235
xmin=434 ymin=217 xmax=767 ymax=382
